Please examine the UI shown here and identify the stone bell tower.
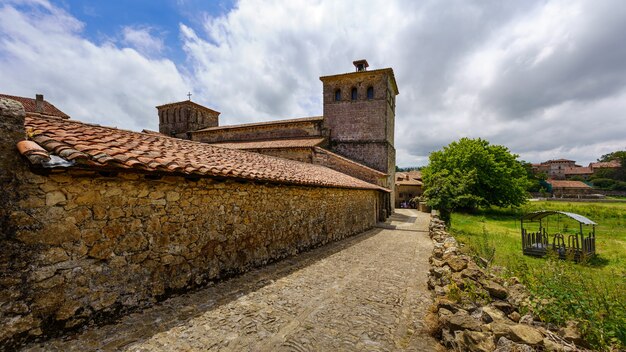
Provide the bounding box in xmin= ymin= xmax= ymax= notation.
xmin=157 ymin=99 xmax=220 ymax=139
xmin=320 ymin=60 xmax=399 ymax=210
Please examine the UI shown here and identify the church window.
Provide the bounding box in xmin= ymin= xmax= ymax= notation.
xmin=351 ymin=87 xmax=358 ymax=100
xmin=367 ymin=86 xmax=374 ymax=100
xmin=335 ymin=89 xmax=341 ymax=101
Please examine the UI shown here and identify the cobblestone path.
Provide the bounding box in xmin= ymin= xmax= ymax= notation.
xmin=24 ymin=209 xmax=439 ymax=352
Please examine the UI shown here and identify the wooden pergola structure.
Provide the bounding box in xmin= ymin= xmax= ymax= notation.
xmin=521 ymin=210 xmax=596 ymax=261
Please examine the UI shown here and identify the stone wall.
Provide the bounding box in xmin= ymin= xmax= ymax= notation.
xmin=428 ymin=217 xmax=586 ymax=351
xmin=247 ymin=147 xmax=386 ymax=187
xmin=0 ymin=102 xmax=379 ymax=347
xmin=330 ymin=141 xmax=395 ymax=209
xmin=158 ymin=101 xmax=220 ymax=138
xmin=311 ymin=148 xmax=385 ymax=187
xmin=330 ymin=141 xmax=390 ymax=173
xmin=321 ymin=70 xmax=395 ymax=143
xmin=395 ymin=184 xmax=423 ymax=208
xmin=192 ymin=119 xmax=324 ymax=144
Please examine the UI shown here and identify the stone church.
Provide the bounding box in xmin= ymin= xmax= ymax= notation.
xmin=0 ymin=60 xmax=398 ymax=345
xmin=157 ymin=60 xmax=398 ymax=213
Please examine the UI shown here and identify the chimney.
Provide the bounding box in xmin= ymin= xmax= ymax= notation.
xmin=353 ymin=59 xmax=369 ymax=72
xmin=35 ymin=94 xmax=44 ymax=113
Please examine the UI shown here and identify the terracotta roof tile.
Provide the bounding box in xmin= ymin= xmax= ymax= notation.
xmin=16 ymin=140 xmax=50 ymax=164
xmin=194 ymin=116 xmax=323 ymax=133
xmin=395 ymin=170 xmax=422 ymax=185
xmin=547 ymin=180 xmax=591 ymax=188
xmin=564 ymin=166 xmax=592 ymax=175
xmin=395 ymin=179 xmax=423 ymax=186
xmin=20 ymin=115 xmax=387 ymax=191
xmin=211 ymin=137 xmax=325 ymax=149
xmin=211 ymin=139 xmax=386 ymax=179
xmin=312 ymin=147 xmax=387 ymax=177
xmin=590 ymin=161 xmax=621 ymax=169
xmin=0 ymin=93 xmax=69 ymax=119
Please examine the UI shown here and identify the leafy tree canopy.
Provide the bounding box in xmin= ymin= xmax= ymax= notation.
xmin=598 ymin=150 xmax=626 ymax=162
xmin=595 ymin=150 xmax=626 ymax=182
xmin=422 ymin=138 xmax=530 ymax=219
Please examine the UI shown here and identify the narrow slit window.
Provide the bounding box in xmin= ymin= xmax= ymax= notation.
xmin=335 ymin=89 xmax=341 ymax=101
xmin=351 ymin=87 xmax=358 ymax=100
xmin=367 ymin=86 xmax=374 ymax=100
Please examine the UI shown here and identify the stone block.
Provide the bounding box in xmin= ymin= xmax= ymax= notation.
xmin=508 ymin=324 xmax=544 ymax=345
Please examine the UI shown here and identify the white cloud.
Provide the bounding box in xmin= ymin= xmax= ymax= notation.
xmin=1 ymin=0 xmax=625 ymax=167
xmin=0 ymin=0 xmax=188 ymax=131
xmin=121 ymin=26 xmax=165 ymax=56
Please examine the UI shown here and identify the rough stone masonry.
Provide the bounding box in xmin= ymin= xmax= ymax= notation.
xmin=0 ymin=99 xmax=380 ymax=348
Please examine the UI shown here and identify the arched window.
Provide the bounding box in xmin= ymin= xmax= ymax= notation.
xmin=335 ymin=89 xmax=341 ymax=101
xmin=367 ymin=86 xmax=374 ymax=100
xmin=351 ymin=87 xmax=358 ymax=100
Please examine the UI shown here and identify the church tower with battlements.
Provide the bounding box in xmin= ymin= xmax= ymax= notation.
xmin=157 ymin=100 xmax=220 ymax=139
xmin=320 ymin=60 xmax=398 ymax=206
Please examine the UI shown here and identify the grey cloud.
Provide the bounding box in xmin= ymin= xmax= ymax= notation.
xmin=2 ymin=0 xmax=625 ymax=168
xmin=479 ymin=2 xmax=626 ymax=119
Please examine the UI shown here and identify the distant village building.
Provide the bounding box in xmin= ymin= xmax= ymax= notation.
xmin=563 ymin=166 xmax=593 ymax=180
xmin=531 ymin=159 xmax=576 ymax=179
xmin=547 ymin=180 xmax=594 ymax=198
xmin=394 ymin=171 xmax=423 ymax=208
xmin=0 ymin=93 xmax=69 ymax=119
xmin=564 ymin=160 xmax=621 ymax=180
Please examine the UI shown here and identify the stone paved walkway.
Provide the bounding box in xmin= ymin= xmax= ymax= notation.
xmin=23 ymin=209 xmax=439 ymax=352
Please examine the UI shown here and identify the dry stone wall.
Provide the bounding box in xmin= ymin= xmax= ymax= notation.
xmin=428 ymin=217 xmax=587 ymax=351
xmin=0 ymin=101 xmax=379 ymax=348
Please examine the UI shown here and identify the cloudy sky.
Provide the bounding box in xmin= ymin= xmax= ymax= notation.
xmin=1 ymin=0 xmax=625 ymax=167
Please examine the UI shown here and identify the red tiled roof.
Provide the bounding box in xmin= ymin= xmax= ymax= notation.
xmin=21 ymin=115 xmax=387 ymax=191
xmin=312 ymin=147 xmax=387 ymax=177
xmin=590 ymin=161 xmax=621 ymax=169
xmin=211 ymin=137 xmax=325 ymax=149
xmin=564 ymin=166 xmax=592 ymax=175
xmin=395 ymin=179 xmax=423 ymax=186
xmin=395 ymin=171 xmax=422 ymax=185
xmin=547 ymin=180 xmax=591 ymax=189
xmin=194 ymin=116 xmax=323 ymax=133
xmin=209 ymin=139 xmax=387 ymax=179
xmin=546 ymin=158 xmax=575 ymax=163
xmin=0 ymin=94 xmax=69 ymax=119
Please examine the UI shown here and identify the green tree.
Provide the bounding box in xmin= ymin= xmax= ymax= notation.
xmin=521 ymin=161 xmax=549 ymax=192
xmin=594 ymin=150 xmax=626 ymax=182
xmin=422 ymin=138 xmax=530 ymax=222
xmin=598 ymin=150 xmax=626 ymax=162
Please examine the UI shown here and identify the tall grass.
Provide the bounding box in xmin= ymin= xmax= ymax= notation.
xmin=449 ymin=201 xmax=626 ymax=350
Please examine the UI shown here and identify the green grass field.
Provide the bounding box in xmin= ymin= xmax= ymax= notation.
xmin=449 ymin=201 xmax=626 ymax=350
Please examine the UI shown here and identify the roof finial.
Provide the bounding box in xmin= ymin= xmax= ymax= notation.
xmin=187 ymin=92 xmax=192 ymax=101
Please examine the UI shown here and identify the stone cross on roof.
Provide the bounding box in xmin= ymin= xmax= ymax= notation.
xmin=187 ymin=92 xmax=192 ymax=101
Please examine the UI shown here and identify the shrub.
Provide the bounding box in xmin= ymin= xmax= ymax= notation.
xmin=591 ymin=178 xmax=616 ymax=189
xmin=508 ymin=258 xmax=626 ymax=350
